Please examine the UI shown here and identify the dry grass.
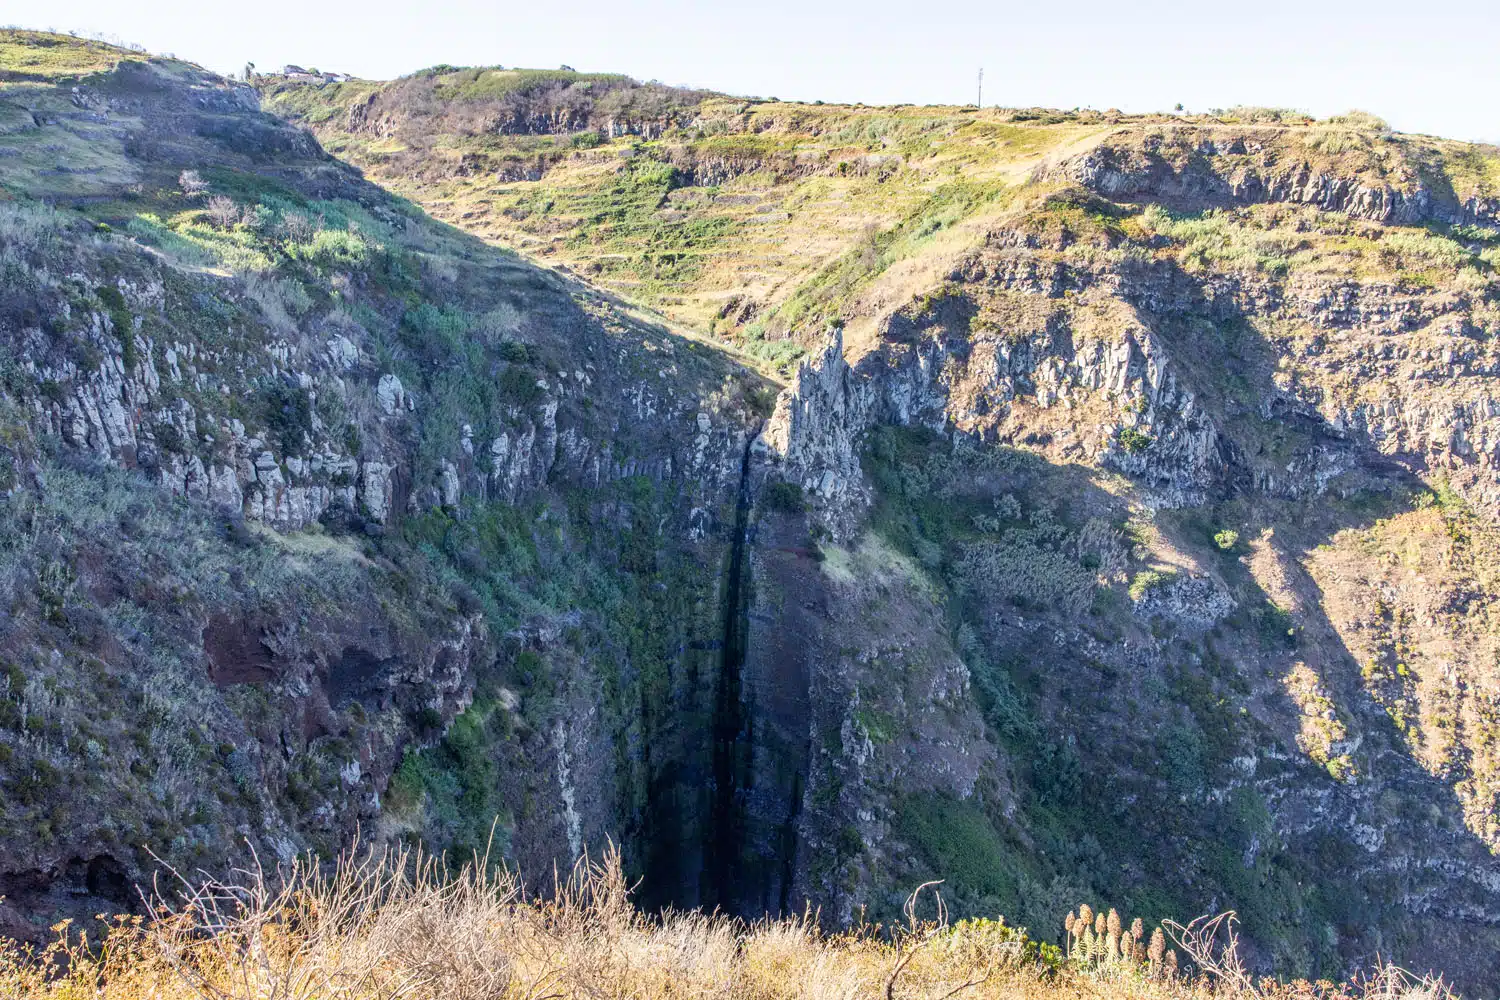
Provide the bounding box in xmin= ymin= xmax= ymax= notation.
xmin=0 ymin=843 xmax=1460 ymax=1000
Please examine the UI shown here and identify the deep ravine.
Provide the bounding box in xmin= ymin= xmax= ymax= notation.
xmin=703 ymin=428 xmax=759 ymax=913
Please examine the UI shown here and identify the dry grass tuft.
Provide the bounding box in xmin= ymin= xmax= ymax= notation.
xmin=0 ymin=843 xmax=1462 ymax=1000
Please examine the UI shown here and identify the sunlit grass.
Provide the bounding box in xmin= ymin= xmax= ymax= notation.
xmin=0 ymin=29 xmax=144 ymax=84
xmin=0 ymin=842 xmax=1460 ymax=1000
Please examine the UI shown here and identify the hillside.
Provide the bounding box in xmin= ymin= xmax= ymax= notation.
xmin=3 ymin=30 xmax=1500 ymax=995
xmin=0 ymin=26 xmax=765 ymax=952
xmin=263 ymin=71 xmax=1500 ymax=370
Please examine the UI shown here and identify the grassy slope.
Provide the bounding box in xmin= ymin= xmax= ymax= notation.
xmin=264 ymin=74 xmax=1109 ymax=367
xmin=265 ymin=74 xmax=1500 ymax=374
xmin=0 ymin=29 xmax=147 ymax=83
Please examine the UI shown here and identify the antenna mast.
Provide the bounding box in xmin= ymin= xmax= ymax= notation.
xmin=977 ymin=67 xmax=983 ymax=108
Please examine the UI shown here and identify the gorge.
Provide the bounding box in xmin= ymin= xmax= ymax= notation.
xmin=1 ymin=29 xmax=1500 ymax=993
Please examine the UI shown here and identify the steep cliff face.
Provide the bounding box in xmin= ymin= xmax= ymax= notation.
xmin=735 ymin=184 xmax=1500 ymax=985
xmin=0 ymin=38 xmax=766 ymax=946
xmin=740 ymin=331 xmax=1500 ymax=988
xmin=1047 ymin=125 xmax=1500 ymax=226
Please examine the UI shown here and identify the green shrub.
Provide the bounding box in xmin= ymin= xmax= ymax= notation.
xmin=1118 ymin=427 xmax=1153 ymax=454
xmin=125 ymin=214 xmax=213 ymax=265
xmin=401 ymin=302 xmax=473 ymax=361
xmin=261 ymin=380 xmax=313 ymax=456
xmin=289 ymin=228 xmax=371 ymax=269
xmin=853 ymin=708 xmax=894 ymax=744
xmin=385 ymin=752 xmax=427 ymax=815
xmin=244 ymin=274 xmax=313 ymax=331
xmin=1137 ymin=206 xmax=1293 ymax=275
xmin=1256 ymin=600 xmax=1298 ymax=648
xmin=1379 ymin=229 xmax=1476 ymax=271
xmin=1159 ymin=724 xmax=1206 ymax=792
xmin=497 ymin=365 xmax=543 ymax=405
xmin=836 ymin=824 xmax=864 ymax=859
xmin=957 ymin=535 xmax=1095 ymax=616
xmin=761 ymin=480 xmax=806 ymax=514
xmin=1219 ymin=106 xmax=1308 ymax=123
xmin=153 ymin=421 xmax=184 ymax=454
xmin=95 ymin=284 xmax=136 ymax=370
xmin=1128 ymin=568 xmax=1174 ymax=601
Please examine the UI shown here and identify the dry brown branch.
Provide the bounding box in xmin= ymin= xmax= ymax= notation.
xmin=887 ymin=880 xmax=960 ymax=1000
xmin=1162 ymin=911 xmax=1255 ymax=995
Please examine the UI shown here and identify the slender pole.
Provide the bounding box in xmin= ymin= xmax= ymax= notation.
xmin=977 ymin=67 xmax=983 ymax=108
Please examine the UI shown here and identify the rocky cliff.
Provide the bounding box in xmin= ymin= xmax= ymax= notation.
xmin=728 ymin=165 xmax=1500 ymax=984
xmin=0 ymin=36 xmax=765 ymax=950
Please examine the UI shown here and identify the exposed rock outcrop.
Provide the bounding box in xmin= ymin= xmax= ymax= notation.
xmin=1050 ymin=127 xmax=1500 ymax=226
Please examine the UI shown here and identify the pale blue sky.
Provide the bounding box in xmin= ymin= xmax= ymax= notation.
xmin=5 ymin=0 xmax=1497 ymax=142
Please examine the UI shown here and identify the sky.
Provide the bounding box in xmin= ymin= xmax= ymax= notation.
xmin=4 ymin=0 xmax=1497 ymax=143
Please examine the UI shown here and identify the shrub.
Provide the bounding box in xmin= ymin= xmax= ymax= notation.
xmin=1285 ymin=662 xmax=1356 ymax=781
xmin=1213 ymin=529 xmax=1239 ymax=551
xmin=260 ymin=379 xmax=313 ymax=456
xmin=178 ymin=168 xmax=209 ymax=196
xmin=95 ymin=284 xmax=136 ymax=370
xmin=1118 ymin=427 xmax=1152 ymax=454
xmin=1254 ymin=599 xmax=1298 ymax=648
xmin=1137 ymin=206 xmax=1293 ymax=274
xmin=124 ymin=213 xmax=214 ymax=265
xmin=1378 ymin=229 xmax=1476 ymax=271
xmin=1324 ymin=109 xmax=1390 ymax=131
xmin=497 ymin=365 xmax=543 ymax=404
xmin=206 ymin=195 xmax=239 ymax=228
xmin=761 ymin=480 xmax=806 ymax=514
xmin=0 ymin=199 xmax=66 ymax=250
xmin=957 ymin=536 xmax=1096 ymax=616
xmin=0 ymin=833 xmax=1464 ymax=999
xmin=244 ymin=274 xmax=313 ymax=332
xmin=1128 ymin=568 xmax=1174 ymax=601
xmin=281 ymin=211 xmax=317 ymax=243
xmin=289 ymin=228 xmax=370 ymax=269
xmin=898 ymin=792 xmax=1012 ymax=898
xmin=1306 ymin=129 xmax=1366 ymax=155
xmin=1219 ymin=106 xmax=1308 ymax=123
